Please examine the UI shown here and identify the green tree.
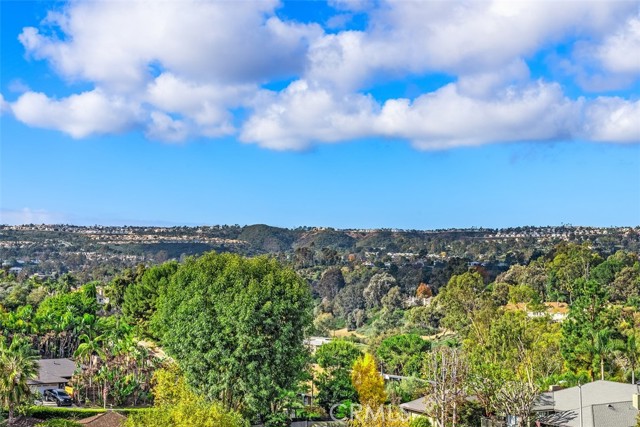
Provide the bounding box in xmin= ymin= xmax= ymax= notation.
xmin=315 ymin=340 xmax=362 ymax=410
xmin=436 ymin=272 xmax=495 ymax=339
xmin=125 ymin=365 xmax=247 ymax=427
xmin=561 ymin=279 xmax=612 ymax=380
xmin=122 ymin=261 xmax=178 ymax=336
xmin=376 ymin=334 xmax=431 ymax=376
xmin=317 ymin=268 xmax=346 ymax=300
xmin=153 ymin=252 xmax=312 ymax=420
xmin=364 ymin=273 xmax=396 ymax=309
xmin=0 ymin=337 xmax=39 ymax=425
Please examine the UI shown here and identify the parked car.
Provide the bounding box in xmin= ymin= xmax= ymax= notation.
xmin=44 ymin=389 xmax=73 ymax=406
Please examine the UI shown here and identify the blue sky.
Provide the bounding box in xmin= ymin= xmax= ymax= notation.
xmin=1 ymin=0 xmax=639 ymax=228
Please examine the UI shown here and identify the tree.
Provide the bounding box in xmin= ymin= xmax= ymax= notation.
xmin=315 ymin=340 xmax=362 ymax=410
xmin=492 ymin=381 xmax=539 ymax=427
xmin=316 ymin=268 xmax=346 ymax=300
xmin=351 ymin=353 xmax=386 ymax=407
xmin=314 ymin=312 xmax=336 ymax=336
xmin=422 ymin=346 xmax=469 ymax=427
xmin=349 ymin=353 xmax=409 ymax=427
xmin=0 ymin=337 xmax=39 ymax=425
xmin=153 ymin=252 xmax=313 ymax=420
xmin=382 ymin=287 xmax=404 ymax=311
xmin=548 ymin=243 xmax=601 ymax=303
xmin=561 ymin=279 xmax=612 ymax=380
xmin=416 ymin=283 xmax=433 ymax=299
xmin=376 ymin=334 xmax=431 ymax=376
xmin=364 ymin=273 xmax=396 ymax=309
xmin=616 ymin=334 xmax=640 ymax=384
xmin=335 ymin=284 xmax=366 ymax=321
xmin=122 ymin=261 xmax=178 ymax=336
xmin=125 ymin=365 xmax=247 ymax=427
xmin=436 ymin=272 xmax=494 ymax=338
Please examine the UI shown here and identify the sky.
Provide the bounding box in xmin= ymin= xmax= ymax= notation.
xmin=1 ymin=0 xmax=639 ymax=229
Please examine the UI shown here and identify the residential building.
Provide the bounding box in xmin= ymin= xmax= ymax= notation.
xmin=535 ymin=380 xmax=640 ymax=427
xmin=28 ymin=358 xmax=76 ymax=395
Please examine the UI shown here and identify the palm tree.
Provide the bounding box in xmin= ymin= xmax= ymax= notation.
xmin=0 ymin=338 xmax=39 ymax=425
xmin=617 ymin=334 xmax=640 ymax=384
xmin=74 ymin=333 xmax=105 ymax=403
xmin=592 ymin=328 xmax=622 ymax=381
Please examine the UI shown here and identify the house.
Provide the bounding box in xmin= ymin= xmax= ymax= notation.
xmin=28 ymin=358 xmax=76 ymax=395
xmin=400 ymin=396 xmax=428 ymax=417
xmin=534 ymin=380 xmax=640 ymax=427
xmin=304 ymin=336 xmax=332 ymax=354
xmin=77 ymin=411 xmax=126 ymax=427
xmin=505 ymin=302 xmax=569 ymax=322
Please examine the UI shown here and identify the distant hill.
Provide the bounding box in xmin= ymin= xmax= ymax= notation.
xmin=1 ymin=224 xmax=638 ymax=281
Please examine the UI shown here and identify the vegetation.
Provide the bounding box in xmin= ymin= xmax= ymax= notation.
xmin=125 ymin=365 xmax=246 ymax=427
xmin=152 ymin=252 xmax=313 ymax=421
xmin=2 ymin=225 xmax=640 ymax=426
xmin=0 ymin=337 xmax=39 ymax=424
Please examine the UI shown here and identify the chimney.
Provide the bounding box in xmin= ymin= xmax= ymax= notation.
xmin=633 ymin=394 xmax=639 ymax=410
xmin=549 ymin=385 xmax=565 ymax=392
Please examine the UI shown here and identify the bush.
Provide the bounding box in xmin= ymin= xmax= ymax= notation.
xmin=410 ymin=417 xmax=432 ymax=427
xmin=26 ymin=407 xmax=147 ymax=420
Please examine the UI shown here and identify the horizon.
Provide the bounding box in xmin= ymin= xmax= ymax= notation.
xmin=2 ymin=222 xmax=638 ymax=231
xmin=1 ymin=1 xmax=639 ymax=228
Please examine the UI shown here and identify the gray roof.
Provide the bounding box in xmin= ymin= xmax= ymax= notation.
xmin=536 ymin=381 xmax=640 ymax=427
xmin=28 ymin=358 xmax=76 ymax=385
xmin=400 ymin=396 xmax=428 ymax=414
xmin=592 ymin=402 xmax=638 ymax=427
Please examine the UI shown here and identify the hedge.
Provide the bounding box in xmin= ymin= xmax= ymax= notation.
xmin=26 ymin=406 xmax=149 ymax=420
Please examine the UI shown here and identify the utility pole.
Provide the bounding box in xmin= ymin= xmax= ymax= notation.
xmin=579 ymin=382 xmax=583 ymax=427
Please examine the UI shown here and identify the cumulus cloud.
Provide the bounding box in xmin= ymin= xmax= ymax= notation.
xmin=307 ymin=1 xmax=636 ymax=90
xmin=241 ymin=80 xmax=379 ymax=150
xmin=584 ymin=97 xmax=640 ymax=143
xmin=241 ymin=80 xmax=591 ymax=150
xmin=18 ymin=0 xmax=322 ymax=90
xmin=11 ymin=90 xmax=140 ymax=138
xmin=4 ymin=0 xmax=640 ymax=149
xmin=376 ymin=82 xmax=580 ymax=149
xmin=594 ymin=16 xmax=640 ymax=74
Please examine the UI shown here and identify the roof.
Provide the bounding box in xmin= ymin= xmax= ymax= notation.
xmin=28 ymin=358 xmax=76 ymax=385
xmin=400 ymin=396 xmax=428 ymax=414
xmin=78 ymin=411 xmax=126 ymax=427
xmin=592 ymin=402 xmax=639 ymax=427
xmin=504 ymin=302 xmax=569 ymax=315
xmin=536 ymin=381 xmax=640 ymax=427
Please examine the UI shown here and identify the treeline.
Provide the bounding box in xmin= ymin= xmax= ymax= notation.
xmin=1 ymin=241 xmax=640 ymax=426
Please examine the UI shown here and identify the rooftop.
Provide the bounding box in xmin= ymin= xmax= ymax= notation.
xmin=27 ymin=358 xmax=76 ymax=385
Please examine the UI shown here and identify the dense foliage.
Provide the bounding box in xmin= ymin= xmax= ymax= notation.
xmin=153 ymin=252 xmax=313 ymax=421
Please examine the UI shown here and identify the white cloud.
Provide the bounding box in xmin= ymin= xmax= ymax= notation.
xmin=18 ymin=0 xmax=321 ymax=90
xmin=145 ymin=73 xmax=252 ymax=138
xmin=241 ymin=79 xmax=588 ymax=150
xmin=145 ymin=112 xmax=189 ymax=143
xmin=376 ymin=81 xmax=581 ymax=149
xmin=584 ymin=97 xmax=640 ymax=143
xmin=594 ymin=16 xmax=640 ymax=74
xmin=11 ymin=90 xmax=140 ymax=138
xmin=5 ymin=0 xmax=640 ymax=150
xmin=307 ymin=0 xmax=636 ymax=90
xmin=241 ymin=80 xmax=378 ymax=150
